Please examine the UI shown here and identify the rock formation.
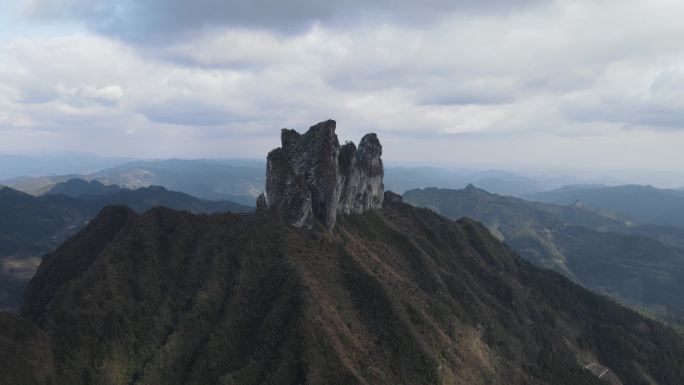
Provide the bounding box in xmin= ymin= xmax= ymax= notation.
xmin=260 ymin=119 xmax=383 ymax=231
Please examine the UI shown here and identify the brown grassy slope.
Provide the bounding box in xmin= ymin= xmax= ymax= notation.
xmin=16 ymin=200 xmax=684 ymax=385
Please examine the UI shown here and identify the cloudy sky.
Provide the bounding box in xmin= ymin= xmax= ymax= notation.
xmin=2 ymin=0 xmax=684 ymax=175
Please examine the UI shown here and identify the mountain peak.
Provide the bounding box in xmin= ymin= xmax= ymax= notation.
xmin=463 ymin=183 xmax=488 ymax=195
xmin=263 ymin=120 xmax=384 ymax=231
xmin=0 ymin=186 xmax=32 ymax=200
xmin=47 ymin=178 xmax=122 ymax=197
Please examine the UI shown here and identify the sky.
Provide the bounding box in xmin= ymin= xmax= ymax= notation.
xmin=1 ymin=0 xmax=684 ymax=179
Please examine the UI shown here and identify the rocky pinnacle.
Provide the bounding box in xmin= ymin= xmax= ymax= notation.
xmin=259 ymin=119 xmax=384 ymax=231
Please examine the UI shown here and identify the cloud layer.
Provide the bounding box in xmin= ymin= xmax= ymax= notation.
xmin=2 ymin=0 xmax=684 ymax=172
xmin=22 ymin=0 xmax=540 ymax=39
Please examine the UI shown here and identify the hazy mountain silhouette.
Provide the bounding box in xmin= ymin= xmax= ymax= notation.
xmin=46 ymin=178 xmax=123 ymax=197
xmin=0 ymin=154 xmax=132 ymax=180
xmin=1 ymin=159 xmax=267 ymax=206
xmin=4 ymin=162 xmax=619 ymax=206
xmin=91 ymin=159 xmax=265 ymax=205
xmin=527 ymin=184 xmax=684 ymax=228
xmin=405 ymin=186 xmax=684 ymax=320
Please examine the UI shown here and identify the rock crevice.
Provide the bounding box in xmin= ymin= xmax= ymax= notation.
xmin=261 ymin=119 xmax=383 ymax=231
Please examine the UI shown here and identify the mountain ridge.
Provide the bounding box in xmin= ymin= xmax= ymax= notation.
xmin=526 ymin=184 xmax=684 ymax=228
xmin=5 ymin=195 xmax=684 ymax=384
xmin=0 ymin=183 xmax=252 ymax=312
xmin=404 ymin=186 xmax=684 ymax=320
xmin=4 ymin=122 xmax=684 ymax=384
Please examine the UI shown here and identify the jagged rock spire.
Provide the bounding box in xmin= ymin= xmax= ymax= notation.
xmin=260 ymin=119 xmax=384 ymax=231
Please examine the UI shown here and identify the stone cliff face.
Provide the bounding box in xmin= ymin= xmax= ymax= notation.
xmin=262 ymin=120 xmax=383 ymax=231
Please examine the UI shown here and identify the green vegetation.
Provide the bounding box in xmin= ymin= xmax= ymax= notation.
xmin=3 ymin=199 xmax=683 ymax=384
xmin=405 ymin=186 xmax=684 ymax=321
xmin=0 ymin=313 xmax=55 ymax=385
xmin=0 ymin=184 xmax=252 ymax=311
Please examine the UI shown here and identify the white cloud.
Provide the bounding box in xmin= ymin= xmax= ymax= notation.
xmin=2 ymin=0 xmax=684 ymax=171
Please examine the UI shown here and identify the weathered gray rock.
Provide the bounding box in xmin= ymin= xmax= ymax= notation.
xmin=263 ymin=119 xmax=384 ymax=231
xmin=337 ymin=133 xmax=384 ymax=215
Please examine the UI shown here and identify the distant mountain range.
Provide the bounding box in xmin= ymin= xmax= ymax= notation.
xmin=0 ymin=154 xmax=134 ymax=180
xmin=405 ymin=186 xmax=684 ymax=320
xmin=384 ymin=167 xmax=622 ymax=197
xmin=2 ymin=159 xmax=267 ymax=206
xmin=526 ymin=184 xmax=684 ymax=228
xmin=0 ymin=180 xmax=252 ymax=312
xmin=2 ymin=158 xmax=628 ymax=206
xmin=46 ymin=178 xmax=123 ymax=196
xmin=45 ymin=179 xmax=252 ymax=214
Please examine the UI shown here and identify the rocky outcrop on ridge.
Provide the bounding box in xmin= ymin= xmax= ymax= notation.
xmin=261 ymin=119 xmax=383 ymax=231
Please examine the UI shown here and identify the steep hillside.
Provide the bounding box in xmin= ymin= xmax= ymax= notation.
xmin=0 ymin=185 xmax=250 ymax=258
xmin=0 ymin=185 xmax=251 ymax=312
xmin=0 ymin=313 xmax=55 ymax=385
xmin=404 ymin=186 xmax=684 ymax=320
xmin=405 ymin=185 xmax=632 ymax=236
xmin=0 ymin=187 xmax=90 ymax=258
xmin=8 ymin=198 xmax=684 ymax=384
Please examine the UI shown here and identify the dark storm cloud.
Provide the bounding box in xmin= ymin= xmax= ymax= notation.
xmin=24 ymin=0 xmax=542 ymax=41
